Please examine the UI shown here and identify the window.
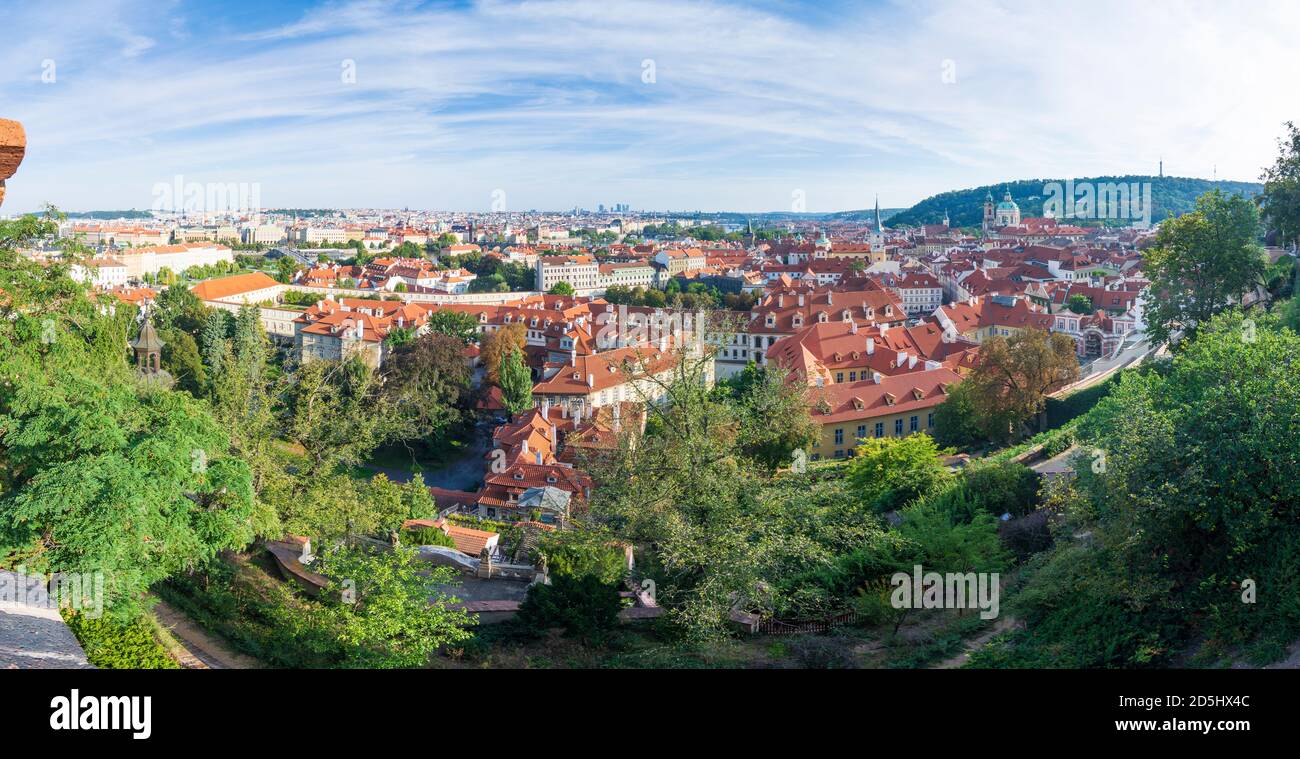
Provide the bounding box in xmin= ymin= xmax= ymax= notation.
xmin=835 ymin=372 xmax=844 ymax=383
xmin=849 ymin=371 xmax=857 ymax=382
xmin=909 ymin=415 xmax=918 ymax=432
xmin=875 ymin=422 xmax=884 ymax=438
xmin=895 ymin=418 xmax=903 ymax=435
xmin=927 ymin=412 xmax=934 ymax=428
xmin=834 ymin=428 xmax=844 ymax=445
xmin=856 ymin=424 xmax=866 ymax=440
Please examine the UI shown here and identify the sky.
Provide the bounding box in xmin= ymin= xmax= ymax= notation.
xmin=1 ymin=0 xmax=1296 ymax=214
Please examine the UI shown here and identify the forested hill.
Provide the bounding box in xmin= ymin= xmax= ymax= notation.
xmin=884 ymin=175 xmax=1262 ymax=228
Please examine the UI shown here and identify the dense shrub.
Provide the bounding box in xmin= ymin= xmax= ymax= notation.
xmin=403 ymin=525 xmax=457 ymax=548
xmin=64 ymin=612 xmax=179 ymax=669
xmin=517 ymin=574 xmax=623 ymax=644
xmin=961 ymin=460 xmax=1041 ymax=518
xmin=539 ymin=530 xmax=627 ymax=584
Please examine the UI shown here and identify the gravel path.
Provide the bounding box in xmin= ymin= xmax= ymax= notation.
xmin=151 ymin=600 xmax=261 ymax=670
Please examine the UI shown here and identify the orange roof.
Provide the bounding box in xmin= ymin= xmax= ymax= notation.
xmin=809 ymin=368 xmax=963 ymax=424
xmin=191 ymin=272 xmax=280 ymax=301
xmin=402 ymin=518 xmax=498 ymax=556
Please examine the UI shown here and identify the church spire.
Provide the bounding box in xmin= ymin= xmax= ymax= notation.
xmin=873 ymin=195 xmax=884 ymax=234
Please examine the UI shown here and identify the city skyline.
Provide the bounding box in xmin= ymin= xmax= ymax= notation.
xmin=2 ymin=0 xmax=1296 ymax=215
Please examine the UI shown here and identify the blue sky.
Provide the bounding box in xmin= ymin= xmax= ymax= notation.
xmin=2 ymin=0 xmax=1296 ymax=214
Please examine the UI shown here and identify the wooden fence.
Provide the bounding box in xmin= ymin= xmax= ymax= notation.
xmin=755 ymin=611 xmax=860 ymax=636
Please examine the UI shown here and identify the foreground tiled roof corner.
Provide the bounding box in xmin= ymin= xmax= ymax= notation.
xmin=0 ymin=118 xmax=27 ymax=208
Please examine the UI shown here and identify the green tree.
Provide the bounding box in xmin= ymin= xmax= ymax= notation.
xmin=314 ymin=545 xmax=472 ymax=668
xmin=931 ymin=380 xmax=983 ymax=448
xmin=0 ymin=213 xmax=261 ymax=615
xmin=1066 ymin=293 xmax=1093 ymax=314
xmin=1260 ymin=121 xmax=1300 ymax=249
xmin=1143 ymin=190 xmax=1266 ymax=344
xmin=517 ymin=573 xmax=623 ymax=645
xmin=425 ymin=309 xmax=480 ymax=345
xmin=964 ymin=328 xmax=1080 ymax=441
xmin=281 ymin=357 xmax=412 ymax=478
xmin=730 ymin=364 xmax=817 ymax=471
xmin=152 ymin=284 xmax=207 ymax=336
xmin=847 ymin=433 xmax=952 ymax=513
xmin=274 ymin=256 xmax=300 ymax=284
xmin=381 ymin=332 xmax=472 ymax=450
xmin=200 ymin=309 xmax=229 ymax=385
xmin=981 ymin=310 xmax=1300 ymax=667
xmin=497 ymin=347 xmax=533 ymax=417
xmin=159 ymin=326 xmax=206 ymax=396
xmin=548 ymin=281 xmax=575 ymax=296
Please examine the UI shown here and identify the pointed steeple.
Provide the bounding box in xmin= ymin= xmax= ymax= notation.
xmin=873 ymin=195 xmax=884 ymax=234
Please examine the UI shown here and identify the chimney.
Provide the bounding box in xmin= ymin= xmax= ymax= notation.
xmin=849 ymin=321 xmax=857 ymax=334
xmin=778 ymin=295 xmax=784 ymax=308
xmin=897 ymin=351 xmax=906 ymax=366
xmin=908 ymin=354 xmax=918 ymax=369
xmin=535 ymin=451 xmax=543 ymax=465
xmin=550 ymin=424 xmax=557 ymax=442
xmin=521 ymin=440 xmax=529 ymax=455
xmin=866 ymin=337 xmax=875 ymax=354
xmin=587 ymin=373 xmax=594 ymax=388
xmin=872 ymin=372 xmax=882 ymax=384
xmin=797 ymin=294 xmax=805 ymax=307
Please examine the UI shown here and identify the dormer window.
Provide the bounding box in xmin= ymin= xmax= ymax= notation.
xmin=765 ymin=314 xmax=776 ymax=327
xmin=842 ymin=310 xmax=852 ymax=322
xmin=818 ymin=312 xmax=828 ymax=323
xmin=885 ymin=305 xmax=893 ymax=316
xmin=884 ymin=393 xmax=896 ymax=406
xmin=913 ymin=388 xmax=925 ymax=401
xmin=792 ymin=315 xmax=804 ymax=327
xmin=513 ymin=472 xmax=524 ymax=480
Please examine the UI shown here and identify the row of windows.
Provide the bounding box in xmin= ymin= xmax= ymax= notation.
xmin=827 ymin=412 xmax=935 ymax=451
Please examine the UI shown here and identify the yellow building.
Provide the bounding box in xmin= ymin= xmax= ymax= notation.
xmin=805 ymin=367 xmax=961 ymax=460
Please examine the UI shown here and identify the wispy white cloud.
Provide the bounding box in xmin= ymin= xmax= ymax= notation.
xmin=2 ymin=0 xmax=1296 ymax=213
